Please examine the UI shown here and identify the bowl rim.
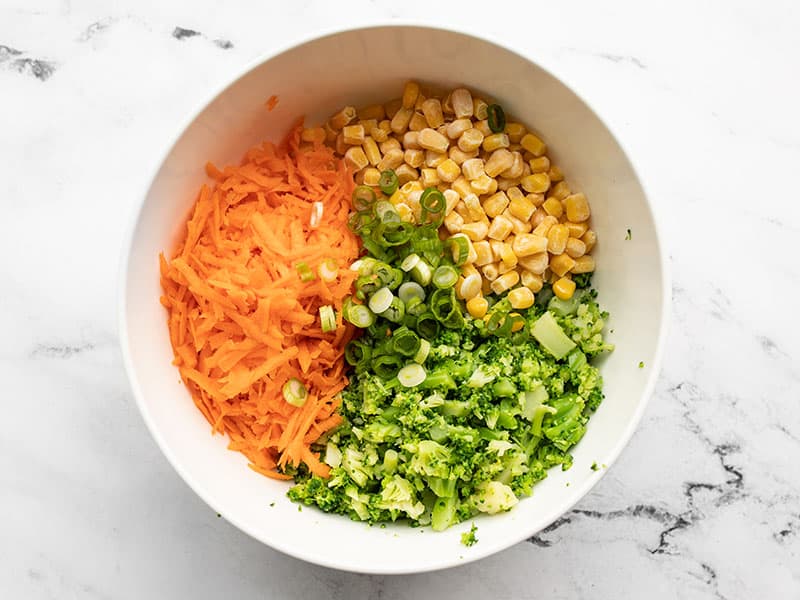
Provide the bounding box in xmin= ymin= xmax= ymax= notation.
xmin=118 ymin=22 xmax=671 ymax=574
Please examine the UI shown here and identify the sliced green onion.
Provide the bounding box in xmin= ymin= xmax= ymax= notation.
xmin=416 ymin=312 xmax=440 ymax=339
xmin=429 ymin=288 xmax=458 ymax=322
xmin=352 ymin=185 xmax=376 ymax=211
xmin=398 ymin=363 xmax=427 ymax=387
xmin=487 ymin=104 xmax=506 ymax=133
xmin=410 ymin=260 xmax=432 ymax=286
xmin=381 ymin=297 xmax=406 ymax=323
xmin=318 ymin=258 xmax=338 ymax=282
xmin=295 ymin=261 xmax=315 ymax=282
xmin=405 ymin=297 xmax=427 ymax=317
xmin=345 ymin=339 xmax=372 ymax=367
xmin=375 ymin=200 xmax=400 ymax=223
xmin=391 ymin=326 xmax=421 ymax=357
xmin=432 ymin=265 xmax=459 ymax=289
xmin=356 ymin=274 xmax=381 ymax=296
xmin=486 ymin=310 xmax=513 ymax=337
xmin=348 ymin=210 xmax=375 ymax=233
xmin=398 ymin=281 xmax=426 ymax=304
xmin=413 ymin=338 xmax=431 ymax=364
xmin=345 ymin=303 xmax=375 ymax=328
xmin=282 ymin=378 xmax=307 ymax=407
xmin=420 ymin=188 xmax=446 ymax=214
xmin=368 ymin=287 xmax=394 ymax=314
xmin=309 ymin=201 xmax=324 ymax=228
xmin=446 ymin=235 xmax=470 ymax=266
xmin=349 ymin=257 xmax=377 ymax=275
xmin=319 ymin=305 xmax=336 ymax=333
xmin=400 ymin=253 xmax=421 ymax=272
xmin=373 ymin=221 xmax=412 ymax=246
xmin=379 ymin=169 xmax=399 ymax=195
xmin=374 ymin=355 xmax=403 ymax=380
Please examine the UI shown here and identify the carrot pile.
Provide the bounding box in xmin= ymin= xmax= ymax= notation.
xmin=159 ymin=124 xmax=359 ymax=479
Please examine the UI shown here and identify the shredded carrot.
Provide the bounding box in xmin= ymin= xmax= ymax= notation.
xmin=265 ymin=95 xmax=279 ymax=111
xmin=161 ymin=124 xmax=358 ymax=479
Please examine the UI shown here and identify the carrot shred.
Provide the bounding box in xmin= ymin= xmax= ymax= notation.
xmin=161 ymin=124 xmax=358 ymax=479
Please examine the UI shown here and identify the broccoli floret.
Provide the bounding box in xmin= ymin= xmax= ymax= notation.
xmin=471 ymin=481 xmax=519 ymax=514
xmin=407 ymin=440 xmax=452 ymax=479
xmin=377 ymin=475 xmax=425 ymax=520
xmin=461 ymin=523 xmax=479 ymax=547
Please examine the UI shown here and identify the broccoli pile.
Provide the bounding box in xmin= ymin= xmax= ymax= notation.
xmin=288 ymin=289 xmax=613 ymax=530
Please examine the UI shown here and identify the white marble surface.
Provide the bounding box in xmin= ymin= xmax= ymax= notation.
xmin=2 ymin=1 xmax=798 ymax=598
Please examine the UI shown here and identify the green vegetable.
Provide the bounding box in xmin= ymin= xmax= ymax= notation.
xmin=379 ymin=169 xmax=399 ymax=195
xmin=461 ymin=523 xmax=478 ymax=547
xmin=487 ymin=104 xmax=506 ymax=133
xmin=282 ymin=378 xmax=307 ymax=407
xmin=531 ymin=312 xmax=576 ymax=359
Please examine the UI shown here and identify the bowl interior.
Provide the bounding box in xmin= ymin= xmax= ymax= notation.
xmin=122 ymin=25 xmax=666 ymax=573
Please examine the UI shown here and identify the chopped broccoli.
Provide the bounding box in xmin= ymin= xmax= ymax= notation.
xmin=461 ymin=523 xmax=478 ymax=547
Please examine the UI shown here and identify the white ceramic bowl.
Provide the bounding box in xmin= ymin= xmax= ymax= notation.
xmin=120 ymin=25 xmax=668 ymax=574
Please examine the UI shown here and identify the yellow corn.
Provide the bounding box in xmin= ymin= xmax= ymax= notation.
xmin=335 ymin=132 xmax=347 ymax=155
xmin=380 ymin=137 xmax=401 ymax=154
xmin=482 ymin=262 xmax=499 ymax=281
xmin=420 ymin=167 xmax=441 ymax=187
xmin=401 ymin=180 xmax=423 ymax=194
xmin=459 ymin=274 xmax=483 ymax=301
xmin=500 ymin=152 xmax=524 ymax=179
xmin=401 ymin=81 xmax=420 ymax=109
xmin=488 ymin=215 xmax=513 ymax=240
xmin=443 ymin=189 xmax=460 ymax=214
xmin=490 ymin=270 xmax=520 ymax=295
xmin=520 ymin=133 xmax=547 ymax=156
xmin=408 ymin=112 xmax=427 ymax=132
xmin=443 ymin=210 xmax=464 ymax=234
xmin=301 ymin=127 xmax=326 ymax=144
xmin=533 ymin=215 xmax=558 ymax=237
xmin=418 ymin=128 xmax=450 ymax=153
xmin=378 ymin=148 xmax=404 ymax=172
xmin=565 ymin=237 xmax=586 ymax=258
xmin=370 ymin=125 xmax=389 ymax=143
xmin=446 ymin=118 xmax=472 ymax=140
xmin=572 ymin=255 xmax=595 ymax=274
xmin=553 ymin=277 xmax=576 ymax=300
xmin=449 ymin=176 xmax=471 ymax=199
xmin=507 ymin=212 xmax=532 ymax=235
xmin=385 ymin=98 xmax=402 ymax=119
xmin=461 ymin=263 xmax=480 ymax=280
xmin=466 ymin=295 xmax=489 ymax=319
xmin=550 ymin=180 xmax=571 ymax=200
xmin=521 ymin=270 xmax=544 ymax=292
xmin=362 ymin=137 xmax=381 ymax=166
xmin=565 ymin=193 xmax=591 ymax=222
xmin=484 ymin=149 xmax=514 ymax=178
xmin=512 ymin=233 xmax=548 ymax=256
xmin=458 ymin=128 xmax=485 ymax=153
xmin=395 ymin=164 xmax=419 ymax=186
xmin=531 ymin=207 xmax=547 ymax=227
xmin=404 ymin=148 xmax=424 ymax=169
xmin=507 ymin=186 xmax=525 ymax=202
xmin=360 ymin=120 xmax=378 ymax=136
xmin=508 ymin=195 xmax=536 ymax=221
xmin=401 ymin=131 xmax=419 ymax=150
xmin=520 ymin=173 xmax=551 ymax=193
xmin=548 ymin=165 xmax=564 ymax=182
xmin=499 ymin=242 xmax=517 ymax=267
xmin=425 ymin=150 xmax=446 ymax=168
xmin=472 ymin=97 xmax=488 ymax=120
xmin=483 ymin=133 xmax=510 ymax=153
xmin=421 ymin=98 xmax=444 ymax=128
xmin=461 ymin=220 xmax=489 ymax=241
xmin=437 ymin=158 xmax=461 ymax=183
xmin=462 ymin=158 xmax=485 ymax=181
xmin=475 ymin=119 xmax=492 ymax=137
xmin=470 ymin=174 xmax=495 ymax=195
xmin=362 ymin=167 xmax=381 ymax=186
xmin=542 ymin=197 xmax=564 ymax=218
xmin=462 ymin=193 xmax=485 ymax=221
xmin=358 ymin=104 xmax=385 ymax=121
xmin=582 ymin=230 xmax=597 ymax=252
xmin=497 ymin=261 xmax=516 ymax=275
xmin=496 ymin=177 xmax=517 ymax=192
xmin=473 ymin=240 xmax=493 ymax=266
xmin=550 ymin=253 xmax=576 ymax=277
xmin=518 ymin=252 xmax=549 ymax=274
xmin=483 ymin=191 xmax=510 ymax=218
xmin=547 ymin=224 xmax=569 ymax=255
xmin=449 ymin=147 xmax=477 ymax=165
xmin=528 ymin=193 xmax=545 ymax=208
xmin=504 ymin=122 xmax=526 ymax=143
xmin=508 ymin=286 xmax=534 ymax=309
xmin=324 ymin=121 xmax=338 ymax=143
xmin=488 ymin=239 xmax=503 ymax=261
xmin=529 ymin=156 xmax=550 ymax=173
xmin=391 ymin=107 xmax=414 ymax=135
xmin=451 ymin=88 xmax=474 ymax=119
xmin=342 ymin=124 xmax=365 ymax=145
xmin=389 ymin=188 xmax=407 ymax=206
xmin=395 ymin=202 xmax=414 ymax=223
xmin=329 ymin=106 xmax=356 ymax=130
xmin=565 ymin=221 xmax=589 ymax=238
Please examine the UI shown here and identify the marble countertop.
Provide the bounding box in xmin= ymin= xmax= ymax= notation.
xmin=2 ymin=1 xmax=798 ymax=598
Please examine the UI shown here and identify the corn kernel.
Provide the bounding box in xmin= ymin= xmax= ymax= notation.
xmin=451 ymin=176 xmax=473 ymax=199
xmin=469 ymin=173 xmax=494 ymax=195
xmin=475 ymin=119 xmax=492 ymax=137
xmin=301 ymin=127 xmax=326 ymax=144
xmin=443 ymin=189 xmax=460 ymax=214
xmin=385 ymin=98 xmax=402 ymax=119
xmin=488 ymin=215 xmax=513 ymax=240
xmin=408 ymin=112 xmax=427 ymax=132
xmin=449 ymin=146 xmax=478 ymax=165
xmin=343 ymin=146 xmax=369 ymax=172
xmin=572 ymin=255 xmax=595 ymax=274
xmin=421 ymin=98 xmax=444 ymax=128
xmin=507 ymin=186 xmax=524 ymax=202
xmin=495 ymin=177 xmax=517 ymax=191
xmin=329 ymin=106 xmax=357 ymax=130
xmin=529 ymin=156 xmax=550 ymax=173
xmin=582 ymin=230 xmax=597 ymax=252
xmin=520 ymin=133 xmax=547 ymax=156
xmin=506 ymin=212 xmax=532 ymax=235
xmin=380 ymin=137 xmax=401 ymax=155
xmin=401 ymin=180 xmax=423 ymax=194
xmin=395 ymin=164 xmax=419 ymax=186
xmin=490 ymin=270 xmax=520 ymax=294
xmin=528 ymin=193 xmax=545 ymax=208
xmin=483 ymin=191 xmax=510 ymax=218
xmin=548 ymin=165 xmax=564 ymax=182
xmin=502 ymin=122 xmax=525 ymax=143
xmin=499 ymin=152 xmax=524 ymax=179
xmin=451 ymin=88 xmax=474 ymax=119
xmin=370 ymin=125 xmax=389 ymax=143
xmin=547 ymin=224 xmax=569 ymax=255
xmin=483 ymin=133 xmax=510 ymax=152
xmin=466 ymin=295 xmax=489 ymax=319
xmin=497 ymin=261 xmax=515 ymax=275
xmin=531 ymin=207 xmax=547 ymax=227
xmin=360 ymin=121 xmax=379 ymax=137
xmin=362 ymin=167 xmax=381 ymax=186
xmin=533 ymin=215 xmax=558 ymax=237
xmin=389 ymin=188 xmax=407 ymax=206
xmin=553 ymin=277 xmax=576 ymax=300
xmin=335 ymin=132 xmax=347 ymax=155
xmin=471 ymin=97 xmax=488 ymax=120
xmin=418 ymin=128 xmax=450 ymax=153
xmin=391 ymin=107 xmax=414 ymax=135
xmin=487 ymin=239 xmax=502 ymax=261
xmin=511 ymin=233 xmax=548 ymax=256
xmin=565 ymin=237 xmax=586 ymax=258
xmin=362 ymin=137 xmax=381 ymax=166
xmin=550 ymin=253 xmax=576 ymax=277
xmin=401 ymin=81 xmax=420 ymax=109
xmin=521 ymin=173 xmax=551 ymax=194
xmin=443 ymin=210 xmax=464 ymax=234
xmin=358 ymin=104 xmax=385 ymax=121
xmin=342 ymin=124 xmax=365 ymax=146
xmin=521 ymin=270 xmax=544 ymax=292
xmin=436 ymin=158 xmax=460 ymax=183
xmin=418 ymin=167 xmax=439 ymax=188
xmin=482 ymin=262 xmax=499 ymax=281
xmin=324 ymin=121 xmax=338 ymax=143
xmin=424 ymin=150 xmax=446 ymax=168
xmin=404 ymin=148 xmax=424 ymax=168
xmin=461 ymin=221 xmax=489 ymax=241
xmin=463 ymin=193 xmax=485 ymax=221
xmin=499 ymin=242 xmax=517 ymax=267
xmin=459 ymin=273 xmax=483 ymax=300
xmin=550 ymin=180 xmax=571 ymax=200
xmin=395 ymin=202 xmax=414 ymax=223
xmin=400 ymin=131 xmax=419 ymax=150
xmin=508 ymin=195 xmax=535 ymax=221
xmin=565 ymin=221 xmax=588 ymax=238
xmin=508 ymin=286 xmax=535 ymax=309
xmin=461 ymin=158 xmax=484 ymax=181
xmin=565 ymin=193 xmax=591 ymax=222
xmin=446 ymin=118 xmax=472 ymax=140
xmin=518 ymin=252 xmax=549 ymax=274
xmin=377 ymin=148 xmax=404 ymax=172
xmin=543 ymin=197 xmax=564 ymax=218
xmin=458 ymin=128 xmax=485 ymax=153
xmin=473 ymin=240 xmax=493 ymax=266
xmin=483 ymin=148 xmax=513 ymax=178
